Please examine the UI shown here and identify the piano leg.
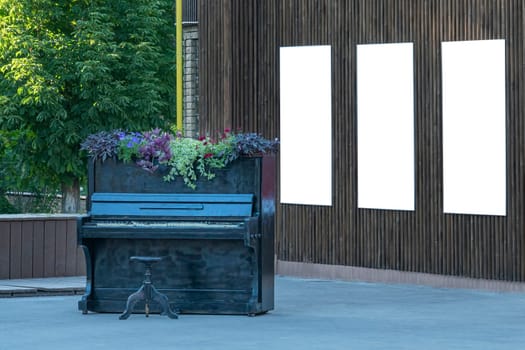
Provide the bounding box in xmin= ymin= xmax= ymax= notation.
xmin=78 ymin=244 xmax=93 ymax=315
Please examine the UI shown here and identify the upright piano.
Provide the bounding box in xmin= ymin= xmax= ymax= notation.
xmin=77 ymin=156 xmax=275 ymax=315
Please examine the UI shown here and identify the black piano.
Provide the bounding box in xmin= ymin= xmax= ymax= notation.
xmin=78 ymin=156 xmax=275 ymax=315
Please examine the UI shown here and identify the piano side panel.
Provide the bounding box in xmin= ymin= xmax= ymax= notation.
xmin=260 ymin=155 xmax=276 ymax=311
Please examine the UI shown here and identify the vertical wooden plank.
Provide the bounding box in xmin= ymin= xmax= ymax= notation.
xmin=76 ymin=247 xmax=86 ymax=276
xmin=9 ymin=221 xmax=22 ymax=279
xmin=44 ymin=221 xmax=56 ymax=277
xmin=21 ymin=221 xmax=33 ymax=278
xmin=65 ymin=219 xmax=77 ymax=276
xmin=55 ymin=220 xmax=67 ymax=276
xmin=32 ymin=221 xmax=45 ymax=278
xmin=0 ymin=222 xmax=10 ymax=279
xmin=222 ymin=0 xmax=232 ymax=129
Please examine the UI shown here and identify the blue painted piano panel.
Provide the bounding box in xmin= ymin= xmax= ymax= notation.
xmin=90 ymin=193 xmax=255 ymax=217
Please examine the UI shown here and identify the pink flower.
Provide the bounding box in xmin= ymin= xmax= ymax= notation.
xmin=203 ymin=153 xmax=213 ymax=159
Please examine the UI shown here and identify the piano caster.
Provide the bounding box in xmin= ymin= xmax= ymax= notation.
xmin=119 ymin=256 xmax=178 ymax=320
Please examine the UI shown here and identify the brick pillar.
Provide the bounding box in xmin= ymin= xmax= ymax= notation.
xmin=182 ymin=26 xmax=199 ymax=138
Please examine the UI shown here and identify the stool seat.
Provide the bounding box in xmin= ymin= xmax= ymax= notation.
xmin=119 ymin=256 xmax=178 ymax=320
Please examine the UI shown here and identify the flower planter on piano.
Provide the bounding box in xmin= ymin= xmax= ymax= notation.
xmin=77 ymin=155 xmax=276 ymax=316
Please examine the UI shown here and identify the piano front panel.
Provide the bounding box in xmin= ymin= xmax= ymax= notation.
xmin=80 ymin=232 xmax=264 ymax=314
xmin=92 ymin=238 xmax=254 ymax=289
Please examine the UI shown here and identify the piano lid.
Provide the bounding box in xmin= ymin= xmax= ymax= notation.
xmin=89 ymin=193 xmax=255 ymax=218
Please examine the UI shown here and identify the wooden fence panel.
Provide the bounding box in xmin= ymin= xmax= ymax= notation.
xmin=21 ymin=221 xmax=33 ymax=278
xmin=55 ymin=221 xmax=67 ymax=277
xmin=32 ymin=221 xmax=45 ymax=278
xmin=43 ymin=220 xmax=56 ymax=277
xmin=0 ymin=222 xmax=10 ymax=279
xmin=0 ymin=215 xmax=84 ymax=279
xmin=9 ymin=222 xmax=21 ymax=279
xmin=66 ymin=219 xmax=78 ymax=276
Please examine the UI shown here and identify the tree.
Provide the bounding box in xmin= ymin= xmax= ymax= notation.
xmin=0 ymin=129 xmax=61 ymax=213
xmin=0 ymin=0 xmax=175 ymax=212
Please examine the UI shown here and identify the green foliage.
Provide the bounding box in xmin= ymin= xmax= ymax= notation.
xmin=0 ymin=129 xmax=60 ymax=213
xmin=162 ymin=130 xmax=281 ymax=189
xmin=163 ymin=135 xmax=236 ymax=190
xmin=0 ymin=0 xmax=176 ymax=209
xmin=0 ymin=195 xmax=17 ymax=214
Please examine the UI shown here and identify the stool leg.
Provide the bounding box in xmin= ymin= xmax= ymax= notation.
xmin=119 ymin=285 xmax=145 ymax=320
xmin=151 ymin=285 xmax=179 ymax=319
xmin=121 ymin=257 xmax=178 ymax=320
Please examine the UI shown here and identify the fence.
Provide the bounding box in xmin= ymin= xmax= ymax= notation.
xmin=0 ymin=215 xmax=85 ymax=279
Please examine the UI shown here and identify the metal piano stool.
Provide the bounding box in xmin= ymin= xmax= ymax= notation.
xmin=119 ymin=256 xmax=178 ymax=320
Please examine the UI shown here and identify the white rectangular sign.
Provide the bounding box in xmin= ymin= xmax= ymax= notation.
xmin=442 ymin=39 xmax=506 ymax=216
xmin=280 ymin=45 xmax=332 ymax=206
xmin=357 ymin=42 xmax=415 ymax=211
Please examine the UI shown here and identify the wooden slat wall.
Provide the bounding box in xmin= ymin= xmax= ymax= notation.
xmin=182 ymin=0 xmax=198 ymax=24
xmin=198 ymin=0 xmax=525 ymax=282
xmin=0 ymin=216 xmax=85 ymax=279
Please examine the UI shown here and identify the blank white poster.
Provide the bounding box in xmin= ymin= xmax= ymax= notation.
xmin=357 ymin=43 xmax=415 ymax=211
xmin=442 ymin=39 xmax=506 ymax=216
xmin=280 ymin=45 xmax=332 ymax=206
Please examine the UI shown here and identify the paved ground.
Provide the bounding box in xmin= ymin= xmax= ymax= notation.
xmin=0 ymin=276 xmax=524 ymax=350
xmin=0 ymin=276 xmax=85 ymax=297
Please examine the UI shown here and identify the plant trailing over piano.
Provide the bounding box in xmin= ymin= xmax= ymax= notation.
xmin=162 ymin=131 xmax=237 ymax=189
xmin=81 ymin=128 xmax=279 ymax=189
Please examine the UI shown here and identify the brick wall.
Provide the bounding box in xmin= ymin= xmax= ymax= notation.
xmin=183 ymin=25 xmax=200 ymax=138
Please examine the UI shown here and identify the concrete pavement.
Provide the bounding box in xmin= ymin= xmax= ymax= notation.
xmin=0 ymin=276 xmax=85 ymax=297
xmin=0 ymin=276 xmax=524 ymax=349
